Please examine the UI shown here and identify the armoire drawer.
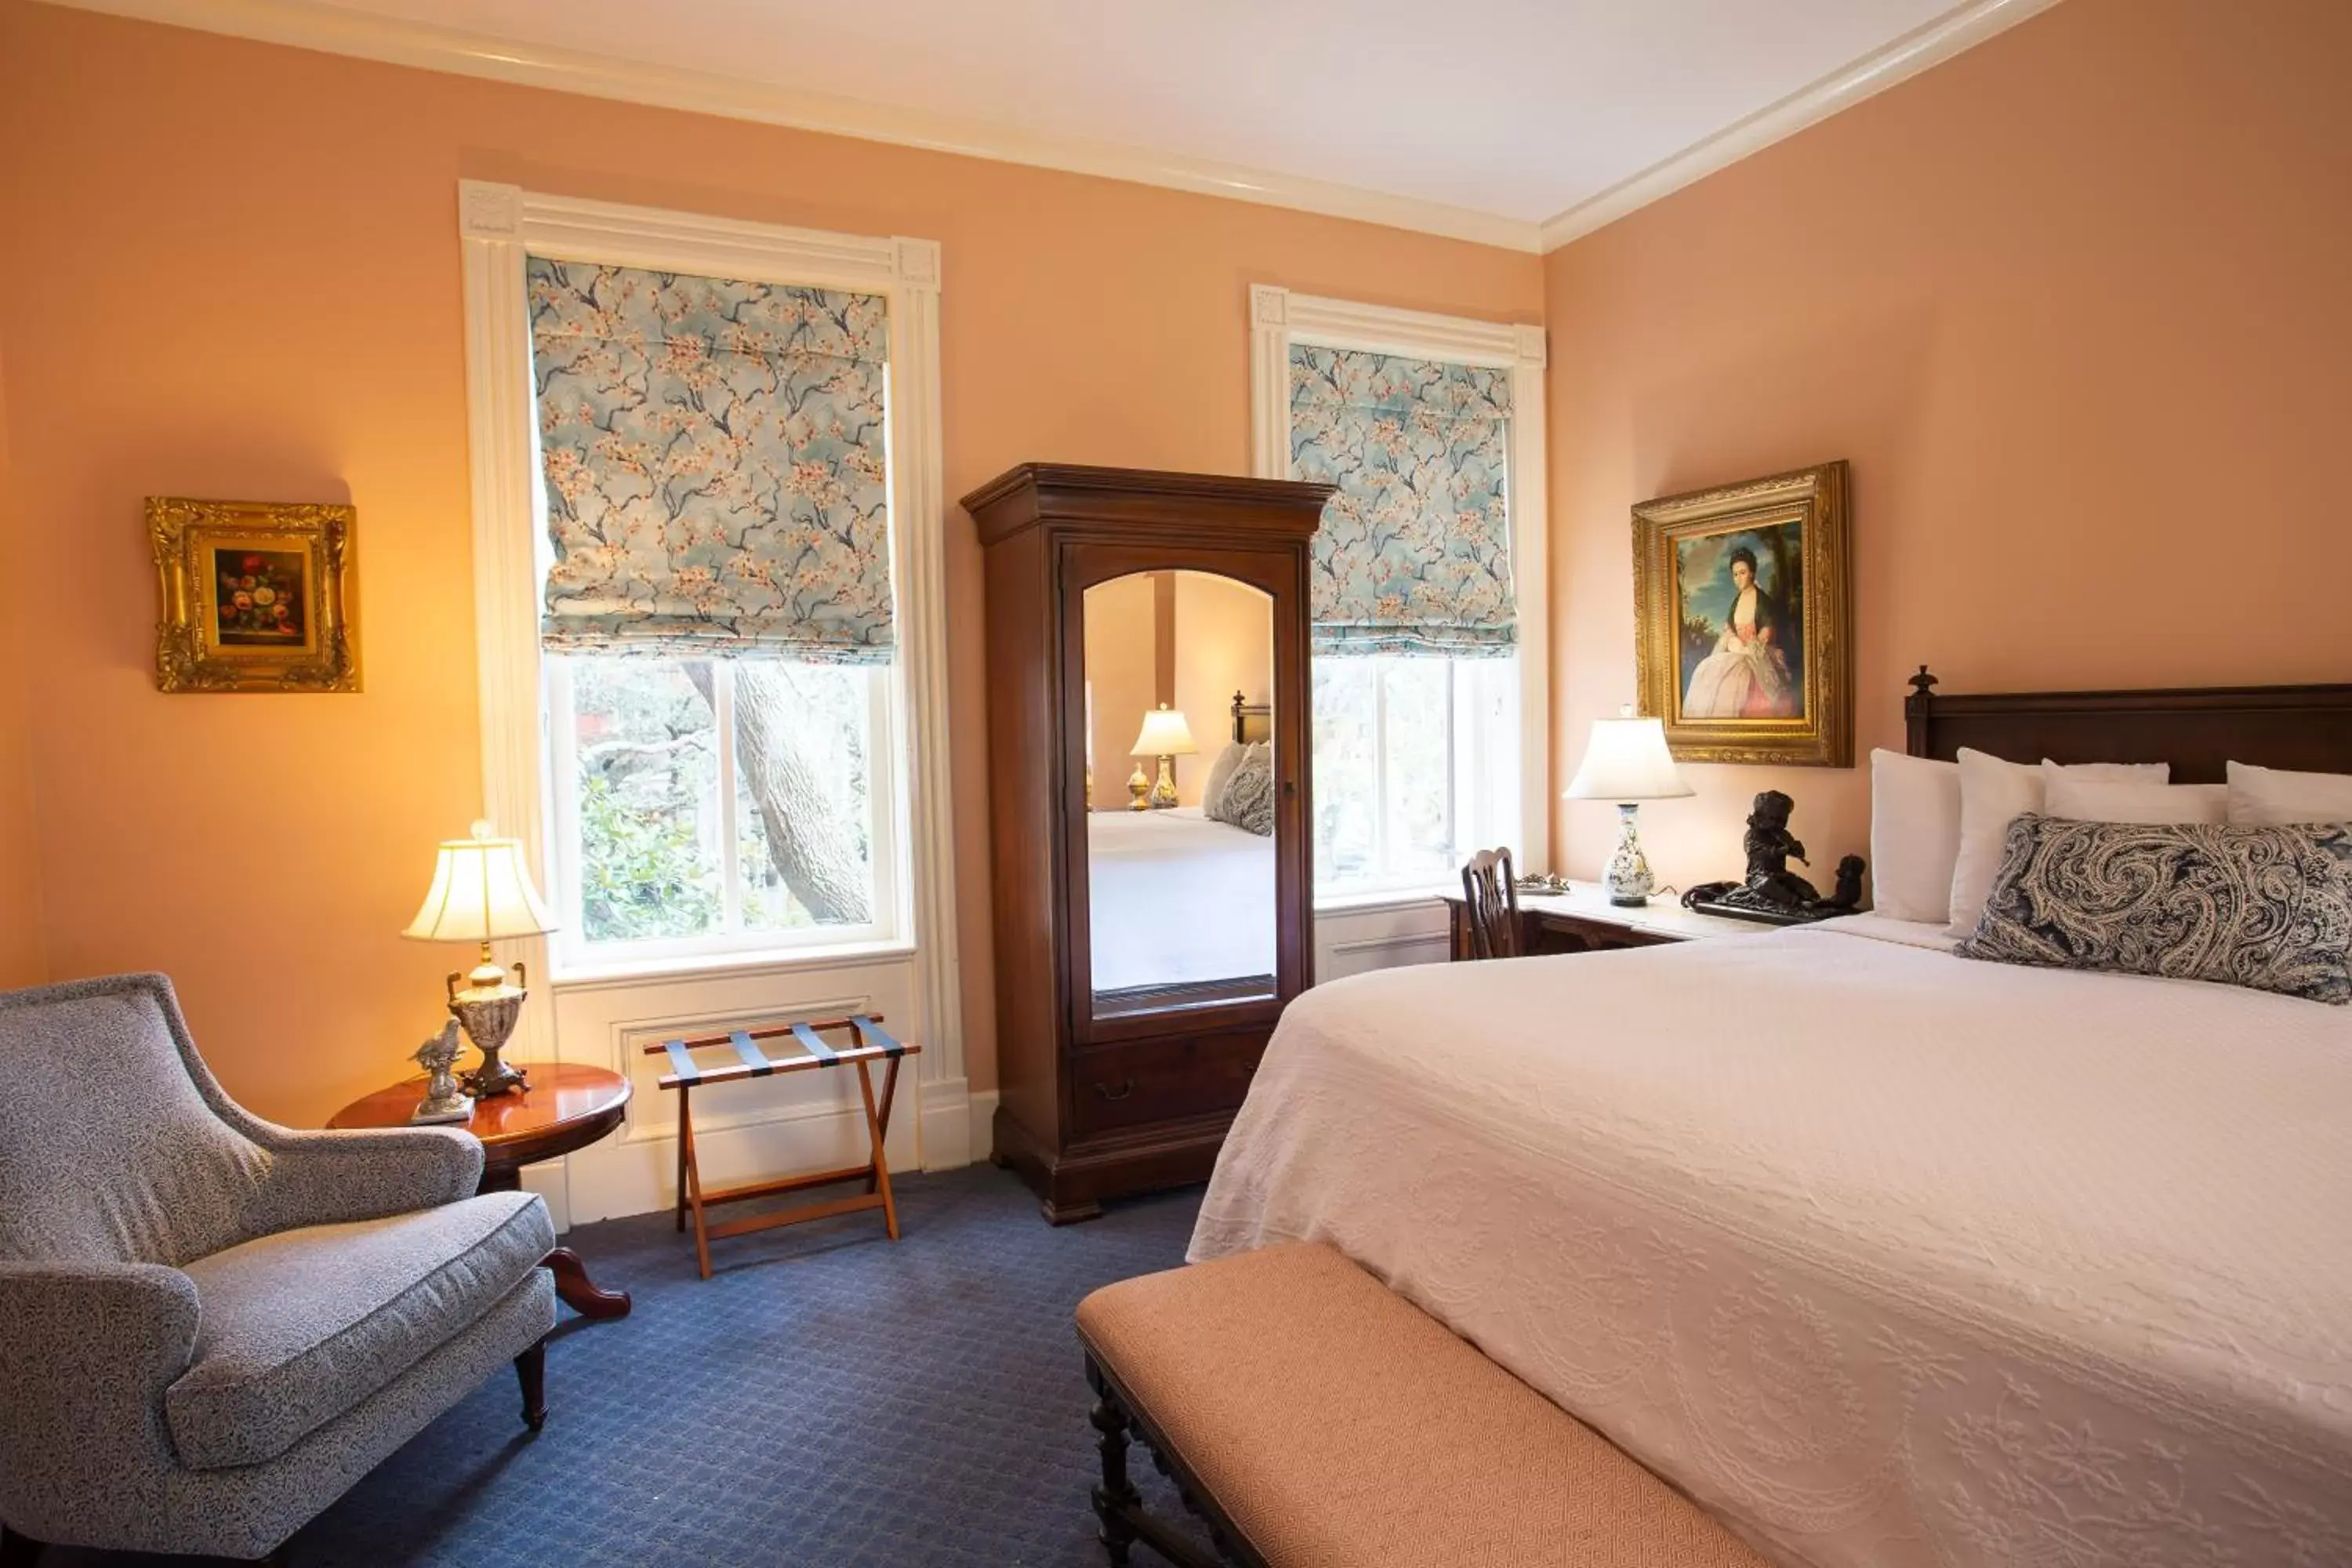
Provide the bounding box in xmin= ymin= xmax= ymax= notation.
xmin=1069 ymin=1030 xmax=1267 ymax=1137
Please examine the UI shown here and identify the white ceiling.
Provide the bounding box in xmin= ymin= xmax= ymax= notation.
xmin=56 ymin=0 xmax=2054 ymax=248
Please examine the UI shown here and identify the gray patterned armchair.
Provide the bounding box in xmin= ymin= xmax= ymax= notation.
xmin=0 ymin=975 xmax=557 ymax=1564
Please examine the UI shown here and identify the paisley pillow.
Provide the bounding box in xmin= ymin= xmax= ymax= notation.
xmin=1956 ymin=814 xmax=2352 ymax=1004
xmin=1209 ymin=743 xmax=1275 ymax=837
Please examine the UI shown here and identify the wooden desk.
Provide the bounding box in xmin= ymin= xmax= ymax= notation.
xmin=1441 ymin=881 xmax=1763 ymax=960
xmin=328 ymin=1063 xmax=633 ymax=1321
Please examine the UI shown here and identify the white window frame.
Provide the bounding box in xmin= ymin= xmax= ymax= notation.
xmin=1249 ymin=285 xmax=1551 ymax=908
xmin=457 ymin=180 xmax=961 ymax=1092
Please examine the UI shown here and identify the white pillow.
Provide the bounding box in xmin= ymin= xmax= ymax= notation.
xmin=1200 ymin=742 xmax=1247 ymax=816
xmin=2042 ymin=773 xmax=2227 ymax=825
xmin=1945 ymin=749 xmax=2169 ymax=937
xmin=1867 ymin=750 xmax=1961 ymax=923
xmin=2227 ymin=760 xmax=2352 ymax=826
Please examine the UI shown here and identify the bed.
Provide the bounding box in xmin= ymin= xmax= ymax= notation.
xmin=1190 ymin=673 xmax=2352 ymax=1568
xmin=1087 ymin=807 xmax=1275 ymax=993
xmin=1086 ymin=692 xmax=1279 ymax=1001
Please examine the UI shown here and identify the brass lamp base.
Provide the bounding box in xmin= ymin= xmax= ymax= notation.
xmin=447 ymin=952 xmax=532 ymax=1098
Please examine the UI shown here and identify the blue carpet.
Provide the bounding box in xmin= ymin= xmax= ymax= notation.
xmin=49 ymin=1167 xmax=1203 ymax=1567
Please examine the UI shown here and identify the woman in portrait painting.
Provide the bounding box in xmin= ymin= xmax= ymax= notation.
xmin=1682 ymin=547 xmax=1796 ymax=719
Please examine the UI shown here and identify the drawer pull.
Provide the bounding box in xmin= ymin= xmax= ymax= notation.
xmin=1093 ymin=1077 xmax=1137 ymax=1102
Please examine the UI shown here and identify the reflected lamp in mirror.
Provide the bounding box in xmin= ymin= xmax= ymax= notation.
xmin=401 ymin=819 xmax=557 ymax=1098
xmin=1129 ymin=705 xmax=1198 ymax=811
xmin=1564 ymin=706 xmax=1693 ymax=907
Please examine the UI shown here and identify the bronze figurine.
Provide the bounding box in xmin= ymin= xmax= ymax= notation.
xmin=1682 ymin=790 xmax=1866 ymax=924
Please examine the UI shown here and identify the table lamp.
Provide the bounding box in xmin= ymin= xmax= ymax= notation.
xmin=1129 ymin=705 xmax=1197 ymax=811
xmin=401 ymin=819 xmax=557 ymax=1098
xmin=1564 ymin=706 xmax=1693 ymax=906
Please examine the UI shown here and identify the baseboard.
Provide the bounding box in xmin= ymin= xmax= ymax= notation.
xmin=557 ymin=1090 xmax=924 ymax=1225
xmin=543 ymin=1076 xmax=984 ymax=1224
xmin=519 ymin=1161 xmax=569 ymax=1234
xmin=920 ymin=1076 xmax=974 ymax=1172
xmin=968 ymin=1089 xmax=999 ymax=1164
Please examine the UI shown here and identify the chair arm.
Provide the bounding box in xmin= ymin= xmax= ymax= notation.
xmin=0 ymin=1261 xmax=198 ymax=1531
xmin=243 ymin=1124 xmax=487 ymax=1232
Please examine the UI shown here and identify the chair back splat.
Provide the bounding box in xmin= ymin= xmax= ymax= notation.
xmin=1459 ymin=848 xmax=1521 ymax=960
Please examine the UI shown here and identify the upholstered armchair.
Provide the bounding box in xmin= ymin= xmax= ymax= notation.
xmin=0 ymin=975 xmax=558 ymax=1564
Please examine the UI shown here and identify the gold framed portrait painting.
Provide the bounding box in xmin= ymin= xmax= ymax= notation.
xmin=148 ymin=498 xmax=358 ymax=692
xmin=1632 ymin=461 xmax=1850 ymax=767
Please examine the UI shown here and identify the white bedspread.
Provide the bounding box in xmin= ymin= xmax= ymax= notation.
xmin=1087 ymin=808 xmax=1275 ymax=993
xmin=1191 ymin=923 xmax=2352 ymax=1568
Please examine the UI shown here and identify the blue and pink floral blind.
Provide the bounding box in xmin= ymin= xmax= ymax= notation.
xmin=525 ymin=257 xmax=895 ymax=662
xmin=1287 ymin=344 xmax=1515 ymax=659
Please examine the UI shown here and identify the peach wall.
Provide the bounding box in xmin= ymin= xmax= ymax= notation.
xmin=0 ymin=0 xmax=1540 ymax=1121
xmin=0 ymin=328 xmax=40 ymax=986
xmin=1172 ymin=570 xmax=1274 ymax=803
xmin=1083 ymin=573 xmax=1158 ymax=811
xmin=1544 ymin=0 xmax=2352 ymax=895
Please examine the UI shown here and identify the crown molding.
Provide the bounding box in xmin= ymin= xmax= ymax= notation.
xmin=1537 ymin=0 xmax=2064 ymax=252
xmin=40 ymin=0 xmax=2061 ymax=260
xmin=36 ymin=0 xmax=1544 ymax=253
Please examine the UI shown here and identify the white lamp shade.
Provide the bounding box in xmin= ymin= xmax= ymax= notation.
xmin=1564 ymin=716 xmax=1693 ymax=802
xmin=1129 ymin=706 xmax=1198 ymax=758
xmin=401 ymin=821 xmax=557 ymax=943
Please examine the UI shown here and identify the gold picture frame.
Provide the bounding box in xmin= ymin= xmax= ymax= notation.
xmin=148 ymin=498 xmax=358 ymax=693
xmin=1632 ymin=461 xmax=1850 ymax=767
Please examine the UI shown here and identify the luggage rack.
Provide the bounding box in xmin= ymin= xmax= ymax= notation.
xmin=647 ymin=1013 xmax=919 ymax=1279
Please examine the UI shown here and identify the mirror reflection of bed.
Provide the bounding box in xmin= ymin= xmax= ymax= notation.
xmin=1081 ymin=569 xmax=1276 ymax=1021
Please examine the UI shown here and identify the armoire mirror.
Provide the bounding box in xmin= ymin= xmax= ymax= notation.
xmin=1080 ymin=569 xmax=1276 ymax=1022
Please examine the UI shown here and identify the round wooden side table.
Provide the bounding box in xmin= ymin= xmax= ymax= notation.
xmin=328 ymin=1062 xmax=633 ymax=1321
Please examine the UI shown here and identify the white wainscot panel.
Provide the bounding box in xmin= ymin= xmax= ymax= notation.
xmin=538 ymin=955 xmax=928 ymax=1226
xmin=1314 ymin=897 xmax=1452 ymax=985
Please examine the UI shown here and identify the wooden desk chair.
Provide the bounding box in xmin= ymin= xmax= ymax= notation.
xmin=1460 ymin=848 xmax=1521 ymax=960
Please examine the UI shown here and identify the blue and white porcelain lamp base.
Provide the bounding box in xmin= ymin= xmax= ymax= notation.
xmin=1604 ymin=802 xmax=1657 ymax=907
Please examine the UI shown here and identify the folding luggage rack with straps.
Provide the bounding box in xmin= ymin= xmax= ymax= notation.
xmin=647 ymin=1014 xmax=920 ymax=1279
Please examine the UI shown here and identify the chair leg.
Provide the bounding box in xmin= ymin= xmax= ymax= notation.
xmin=515 ymin=1337 xmax=547 ymax=1432
xmin=1087 ymin=1364 xmax=1141 ymax=1567
xmin=0 ymin=1524 xmax=42 ymax=1568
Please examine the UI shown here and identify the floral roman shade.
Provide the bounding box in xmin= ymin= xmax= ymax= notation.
xmin=1288 ymin=344 xmax=1515 ymax=658
xmin=527 ymin=257 xmax=894 ymax=661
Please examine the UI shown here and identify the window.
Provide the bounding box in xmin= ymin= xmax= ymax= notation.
xmin=1280 ymin=335 xmax=1533 ymax=900
xmin=1312 ymin=655 xmax=1519 ymax=893
xmin=544 ymin=657 xmax=899 ymax=966
xmin=523 ymin=255 xmax=909 ymax=973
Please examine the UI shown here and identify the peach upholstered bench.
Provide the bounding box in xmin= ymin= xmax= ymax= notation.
xmin=1074 ymin=1243 xmax=1771 ymax=1568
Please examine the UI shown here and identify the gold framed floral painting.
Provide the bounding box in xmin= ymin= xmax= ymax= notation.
xmin=1632 ymin=461 xmax=1850 ymax=767
xmin=148 ymin=498 xmax=358 ymax=692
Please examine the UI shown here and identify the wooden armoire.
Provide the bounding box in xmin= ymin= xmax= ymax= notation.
xmin=964 ymin=463 xmax=1329 ymax=1223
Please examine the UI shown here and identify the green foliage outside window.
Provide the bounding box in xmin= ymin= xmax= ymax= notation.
xmin=577 ymin=771 xmax=721 ymax=942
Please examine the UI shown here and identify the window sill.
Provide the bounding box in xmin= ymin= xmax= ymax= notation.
xmin=1313 ymin=884 xmax=1459 ymax=916
xmin=550 ymin=937 xmax=917 ymax=994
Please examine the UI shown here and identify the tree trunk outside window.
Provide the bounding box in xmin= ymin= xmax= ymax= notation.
xmin=687 ymin=662 xmax=872 ymax=925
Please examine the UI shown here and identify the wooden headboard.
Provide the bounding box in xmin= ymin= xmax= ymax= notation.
xmin=1230 ymin=691 xmax=1272 ymax=746
xmin=1903 ymin=666 xmax=2352 ymax=782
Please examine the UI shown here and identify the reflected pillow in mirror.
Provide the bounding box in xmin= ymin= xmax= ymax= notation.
xmin=1201 ymin=742 xmax=1248 ymax=818
xmin=1210 ymin=743 xmax=1275 ymax=837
